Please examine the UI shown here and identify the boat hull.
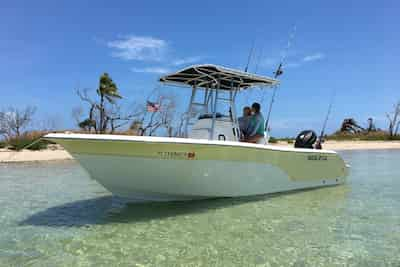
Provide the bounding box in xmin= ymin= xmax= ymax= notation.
xmin=45 ymin=134 xmax=349 ymax=201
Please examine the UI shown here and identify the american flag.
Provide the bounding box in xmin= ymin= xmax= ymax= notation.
xmin=146 ymin=101 xmax=160 ymax=112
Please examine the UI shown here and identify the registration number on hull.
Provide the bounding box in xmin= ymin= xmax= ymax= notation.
xmin=307 ymin=155 xmax=328 ymax=161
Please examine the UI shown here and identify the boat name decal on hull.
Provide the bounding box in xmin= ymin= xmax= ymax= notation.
xmin=158 ymin=151 xmax=196 ymax=160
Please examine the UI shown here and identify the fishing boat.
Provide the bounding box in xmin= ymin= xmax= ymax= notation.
xmin=45 ymin=64 xmax=349 ymax=201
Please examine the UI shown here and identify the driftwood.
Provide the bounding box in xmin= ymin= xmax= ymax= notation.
xmin=340 ymin=118 xmax=365 ymax=134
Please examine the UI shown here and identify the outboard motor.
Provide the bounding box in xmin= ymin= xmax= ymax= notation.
xmin=294 ymin=130 xmax=317 ymax=149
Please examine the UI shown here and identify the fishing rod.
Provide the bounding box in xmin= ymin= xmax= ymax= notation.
xmin=241 ymin=38 xmax=257 ymax=108
xmin=315 ymin=90 xmax=335 ymax=149
xmin=264 ymin=64 xmax=282 ymax=133
xmin=264 ymin=25 xmax=297 ymax=133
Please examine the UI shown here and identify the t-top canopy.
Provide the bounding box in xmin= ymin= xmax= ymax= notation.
xmin=159 ymin=64 xmax=279 ymax=91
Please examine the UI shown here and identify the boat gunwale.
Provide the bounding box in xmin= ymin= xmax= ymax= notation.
xmin=44 ymin=133 xmax=338 ymax=155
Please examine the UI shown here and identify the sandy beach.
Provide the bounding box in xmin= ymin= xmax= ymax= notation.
xmin=275 ymin=140 xmax=400 ymax=151
xmin=0 ymin=146 xmax=73 ymax=163
xmin=1 ymin=140 xmax=399 ymax=163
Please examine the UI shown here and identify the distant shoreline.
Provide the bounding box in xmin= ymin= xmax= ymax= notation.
xmin=275 ymin=140 xmax=400 ymax=151
xmin=1 ymin=140 xmax=400 ymax=163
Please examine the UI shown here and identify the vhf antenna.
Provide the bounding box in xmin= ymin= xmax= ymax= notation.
xmin=254 ymin=45 xmax=264 ymax=74
xmin=264 ymin=24 xmax=297 ymax=134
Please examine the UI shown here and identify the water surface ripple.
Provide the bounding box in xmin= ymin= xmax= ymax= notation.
xmin=0 ymin=150 xmax=399 ymax=266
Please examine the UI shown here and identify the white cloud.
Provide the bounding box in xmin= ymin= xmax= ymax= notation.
xmin=285 ymin=62 xmax=301 ymax=69
xmin=172 ymin=56 xmax=203 ymax=66
xmin=303 ymin=53 xmax=325 ymax=62
xmin=107 ymin=36 xmax=167 ymax=61
xmin=284 ymin=52 xmax=325 ymax=69
xmin=131 ymin=67 xmax=171 ymax=74
xmin=259 ymin=57 xmax=300 ymax=69
xmin=106 ymin=35 xmax=203 ymax=74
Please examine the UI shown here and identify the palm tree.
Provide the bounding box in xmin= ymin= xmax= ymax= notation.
xmin=97 ymin=73 xmax=122 ymax=133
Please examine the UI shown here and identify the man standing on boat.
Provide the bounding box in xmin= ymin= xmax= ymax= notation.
xmin=243 ymin=102 xmax=265 ymax=143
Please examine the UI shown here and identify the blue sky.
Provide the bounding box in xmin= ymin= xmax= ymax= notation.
xmin=0 ymin=0 xmax=398 ymax=137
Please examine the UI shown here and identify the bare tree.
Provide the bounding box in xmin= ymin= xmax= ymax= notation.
xmin=96 ymin=73 xmax=122 ymax=133
xmin=38 ymin=115 xmax=62 ymax=132
xmin=0 ymin=106 xmax=36 ymax=138
xmin=139 ymin=93 xmax=178 ymax=136
xmin=160 ymin=95 xmax=178 ymax=137
xmin=129 ymin=120 xmax=142 ymax=132
xmin=76 ymin=85 xmax=142 ymax=134
xmin=71 ymin=106 xmax=84 ymax=126
xmin=140 ymin=110 xmax=158 ymax=136
xmin=75 ymin=77 xmax=182 ymax=136
xmin=386 ymin=101 xmax=400 ymax=136
xmin=366 ymin=118 xmax=376 ymax=132
xmin=107 ymin=104 xmax=143 ymax=133
xmin=174 ymin=112 xmax=187 ymax=137
xmin=0 ymin=113 xmax=6 ymax=139
xmin=76 ymin=88 xmax=98 ymax=132
xmin=150 ymin=95 xmax=176 ymax=136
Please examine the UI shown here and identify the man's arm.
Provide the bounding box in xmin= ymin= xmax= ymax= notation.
xmin=248 ymin=115 xmax=263 ymax=137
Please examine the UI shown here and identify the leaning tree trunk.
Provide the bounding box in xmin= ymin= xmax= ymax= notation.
xmin=102 ymin=116 xmax=109 ymax=133
xmin=393 ymin=110 xmax=399 ymax=136
xmin=99 ymin=94 xmax=105 ymax=134
xmin=89 ymin=105 xmax=96 ymax=133
xmin=110 ymin=118 xmax=115 ymax=134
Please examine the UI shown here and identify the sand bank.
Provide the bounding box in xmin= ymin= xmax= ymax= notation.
xmin=274 ymin=140 xmax=400 ymax=151
xmin=0 ymin=148 xmax=73 ymax=163
xmin=1 ymin=141 xmax=399 ymax=163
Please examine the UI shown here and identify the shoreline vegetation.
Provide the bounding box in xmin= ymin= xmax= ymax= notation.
xmin=2 ymin=73 xmax=400 ymax=163
xmin=1 ymin=139 xmax=400 ymax=163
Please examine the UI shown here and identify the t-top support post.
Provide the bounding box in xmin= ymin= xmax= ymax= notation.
xmin=210 ymin=81 xmax=220 ymax=140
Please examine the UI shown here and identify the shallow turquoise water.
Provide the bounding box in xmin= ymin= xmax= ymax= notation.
xmin=0 ymin=150 xmax=399 ymax=266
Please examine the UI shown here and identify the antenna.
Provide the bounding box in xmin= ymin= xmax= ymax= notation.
xmin=253 ymin=45 xmax=264 ymax=74
xmin=264 ymin=24 xmax=297 ymax=133
xmin=244 ymin=38 xmax=256 ymax=72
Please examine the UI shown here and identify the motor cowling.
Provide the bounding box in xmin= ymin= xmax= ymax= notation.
xmin=294 ymin=130 xmax=317 ymax=149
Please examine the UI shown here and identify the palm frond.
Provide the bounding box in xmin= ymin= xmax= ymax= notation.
xmin=105 ymin=95 xmax=116 ymax=104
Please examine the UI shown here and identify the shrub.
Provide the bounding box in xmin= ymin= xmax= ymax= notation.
xmin=269 ymin=137 xmax=278 ymax=143
xmin=0 ymin=141 xmax=6 ymax=149
xmin=287 ymin=139 xmax=294 ymax=144
xmin=8 ymin=131 xmax=50 ymax=151
xmin=112 ymin=129 xmax=139 ymax=136
xmin=388 ymin=135 xmax=400 ymax=141
xmin=327 ymin=130 xmax=399 ymax=141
